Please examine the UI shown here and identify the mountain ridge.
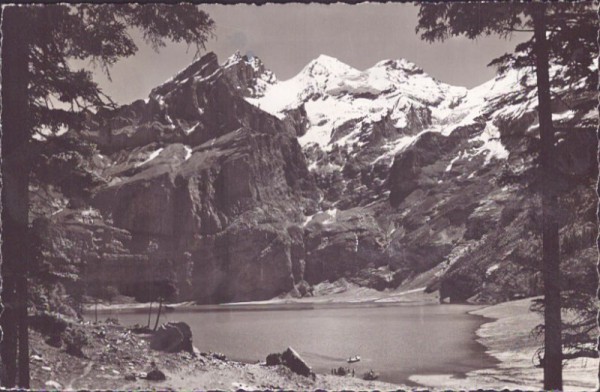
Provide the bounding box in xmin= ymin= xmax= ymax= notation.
xmin=30 ymin=51 xmax=597 ymax=307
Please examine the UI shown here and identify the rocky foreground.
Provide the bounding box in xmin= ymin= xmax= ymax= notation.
xmin=29 ymin=317 xmax=402 ymax=390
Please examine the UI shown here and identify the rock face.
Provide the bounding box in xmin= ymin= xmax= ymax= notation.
xmin=33 ymin=52 xmax=317 ymax=304
xmin=31 ymin=51 xmax=597 ymax=307
xmin=150 ymin=322 xmax=194 ymax=354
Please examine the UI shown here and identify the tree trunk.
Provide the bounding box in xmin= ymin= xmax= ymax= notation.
xmin=1 ymin=6 xmax=32 ymax=388
xmin=532 ymin=4 xmax=563 ymax=390
xmin=147 ymin=301 xmax=153 ymax=328
xmin=0 ymin=278 xmax=17 ymax=387
xmin=17 ymin=275 xmax=29 ymax=388
xmin=153 ymin=298 xmax=163 ymax=331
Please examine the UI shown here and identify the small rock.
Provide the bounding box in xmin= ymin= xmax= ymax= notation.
xmin=212 ymin=352 xmax=227 ymax=361
xmin=41 ymin=366 xmax=52 ymax=372
xmin=45 ymin=380 xmax=62 ymax=389
xmin=145 ymin=368 xmax=166 ymax=381
xmin=363 ymin=370 xmax=379 ymax=380
xmin=111 ymin=369 xmax=120 ymax=375
xmin=31 ymin=354 xmax=43 ymax=362
xmin=124 ymin=373 xmax=137 ymax=381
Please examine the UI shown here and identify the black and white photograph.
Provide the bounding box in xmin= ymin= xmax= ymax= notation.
xmin=0 ymin=1 xmax=598 ymax=390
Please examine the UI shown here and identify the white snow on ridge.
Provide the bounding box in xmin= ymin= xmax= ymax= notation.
xmin=247 ymin=54 xmax=467 ymax=152
xmin=245 ymin=55 xmax=590 ymax=172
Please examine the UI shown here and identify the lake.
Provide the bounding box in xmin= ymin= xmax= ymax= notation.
xmin=88 ymin=302 xmax=496 ymax=386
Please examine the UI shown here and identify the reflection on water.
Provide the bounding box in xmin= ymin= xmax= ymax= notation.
xmin=86 ymin=302 xmax=496 ymax=385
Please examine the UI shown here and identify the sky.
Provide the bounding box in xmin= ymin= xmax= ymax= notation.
xmin=89 ymin=3 xmax=530 ymax=105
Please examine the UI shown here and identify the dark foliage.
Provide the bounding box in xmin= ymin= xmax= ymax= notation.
xmin=416 ymin=2 xmax=597 ymax=389
xmin=0 ymin=4 xmax=214 ymax=388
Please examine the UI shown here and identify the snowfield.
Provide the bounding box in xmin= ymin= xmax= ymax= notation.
xmin=244 ymin=54 xmax=525 ymax=169
xmin=246 ymin=55 xmax=466 ymax=151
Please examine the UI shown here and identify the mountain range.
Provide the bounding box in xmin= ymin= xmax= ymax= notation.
xmin=31 ymin=51 xmax=597 ymax=307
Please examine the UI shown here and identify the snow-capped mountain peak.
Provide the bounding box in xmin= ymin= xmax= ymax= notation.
xmin=371 ymin=58 xmax=423 ymax=74
xmin=246 ymin=54 xmax=467 ymax=153
xmin=300 ymin=54 xmax=360 ymax=78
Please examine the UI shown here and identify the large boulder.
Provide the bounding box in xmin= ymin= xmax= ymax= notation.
xmin=145 ymin=368 xmax=166 ymax=381
xmin=266 ymin=353 xmax=282 ymax=366
xmin=281 ymin=347 xmax=312 ymax=377
xmin=150 ymin=322 xmax=194 ymax=354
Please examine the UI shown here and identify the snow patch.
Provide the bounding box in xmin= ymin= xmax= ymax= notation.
xmin=183 ymin=122 xmax=200 ymax=135
xmin=486 ymin=264 xmax=500 ymax=276
xmin=471 ymin=123 xmax=509 ymax=164
xmin=322 ymin=208 xmax=338 ymax=224
xmin=445 ymin=154 xmax=461 ymax=172
xmin=135 ymin=148 xmax=164 ymax=167
xmin=184 ymin=146 xmax=193 ymax=161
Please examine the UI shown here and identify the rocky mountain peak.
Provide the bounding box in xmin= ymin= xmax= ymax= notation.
xmin=150 ymin=52 xmax=221 ymax=99
xmin=221 ymin=51 xmax=277 ymax=98
xmin=371 ymin=58 xmax=424 ymax=75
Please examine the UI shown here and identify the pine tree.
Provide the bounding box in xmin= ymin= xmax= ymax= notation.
xmin=0 ymin=5 xmax=214 ymax=387
xmin=416 ymin=3 xmax=596 ymax=390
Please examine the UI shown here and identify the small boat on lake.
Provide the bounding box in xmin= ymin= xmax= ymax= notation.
xmin=347 ymin=355 xmax=361 ymax=363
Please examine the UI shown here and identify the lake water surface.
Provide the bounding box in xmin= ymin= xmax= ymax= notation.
xmin=91 ymin=302 xmax=496 ymax=386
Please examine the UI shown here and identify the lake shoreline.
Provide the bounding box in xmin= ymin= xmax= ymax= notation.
xmin=410 ymin=297 xmax=599 ymax=390
xmin=84 ymin=290 xmax=496 ymax=388
xmin=83 ymin=284 xmax=440 ymax=314
xmin=80 ymin=293 xmax=599 ymax=390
